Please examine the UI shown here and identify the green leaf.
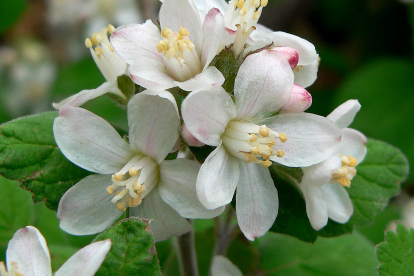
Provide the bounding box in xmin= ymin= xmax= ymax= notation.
xmin=0 ymin=112 xmax=92 ymax=210
xmin=256 ymin=230 xmax=379 ymax=276
xmin=211 ymin=47 xmax=243 ymax=94
xmin=93 ymin=217 xmax=162 ymax=276
xmin=117 ymin=75 xmax=135 ymax=100
xmin=0 ymin=0 xmax=26 ymax=34
xmin=0 ymin=176 xmax=34 ymax=249
xmin=348 ymin=139 xmax=409 ymax=226
xmin=377 ymin=224 xmax=414 ymax=276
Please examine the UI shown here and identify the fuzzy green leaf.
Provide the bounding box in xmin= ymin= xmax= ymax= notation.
xmin=0 ymin=112 xmax=92 ymax=210
xmin=93 ymin=217 xmax=162 ymax=276
xmin=377 ymin=224 xmax=414 ymax=276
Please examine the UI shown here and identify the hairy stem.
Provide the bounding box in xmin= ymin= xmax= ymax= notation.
xmin=176 ymin=222 xmax=199 ymax=276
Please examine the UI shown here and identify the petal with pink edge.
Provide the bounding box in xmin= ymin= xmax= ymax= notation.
xmin=236 ymin=161 xmax=278 ymax=241
xmin=234 ymin=50 xmax=293 ymax=121
xmin=54 ymin=106 xmax=133 ymax=174
xmin=128 ymin=93 xmax=180 ymax=164
xmin=6 ymin=226 xmax=52 ymax=276
xmin=182 ymin=88 xmax=236 ymax=146
xmin=201 ymin=8 xmax=226 ymax=69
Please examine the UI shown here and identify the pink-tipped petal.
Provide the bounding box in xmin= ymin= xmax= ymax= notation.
xmin=182 ymin=124 xmax=205 ymax=147
xmin=280 ymin=84 xmax=312 ymax=113
xmin=272 ymin=47 xmax=299 ymax=70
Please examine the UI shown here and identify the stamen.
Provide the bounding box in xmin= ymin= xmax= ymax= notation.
xmin=108 ymin=24 xmax=115 ymax=34
xmin=259 ymin=125 xmax=270 ymax=137
xmin=337 ymin=177 xmax=351 ymax=187
xmin=261 ymin=160 xmax=272 ymax=167
xmin=332 ymin=153 xmax=359 ymax=187
xmin=179 ymin=26 xmax=189 ymax=37
xmin=162 ymin=28 xmax=173 ymax=38
xmin=237 ymin=0 xmax=245 ymax=9
xmin=129 ymin=167 xmax=138 ymax=176
xmin=261 ymin=0 xmax=268 ymax=7
xmin=107 ymin=186 xmax=114 ymax=194
xmin=85 ymin=38 xmax=93 ymax=48
xmin=117 ymin=203 xmax=126 ymax=211
xmin=279 ymin=133 xmax=287 ymax=143
xmin=277 ymin=150 xmax=285 ymax=157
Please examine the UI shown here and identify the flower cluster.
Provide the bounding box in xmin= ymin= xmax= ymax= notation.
xmin=53 ymin=0 xmax=366 ymax=241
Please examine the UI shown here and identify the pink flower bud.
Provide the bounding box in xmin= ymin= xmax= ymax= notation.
xmin=272 ymin=47 xmax=299 ymax=70
xmin=280 ymin=84 xmax=312 ymax=113
xmin=181 ymin=124 xmax=205 ymax=147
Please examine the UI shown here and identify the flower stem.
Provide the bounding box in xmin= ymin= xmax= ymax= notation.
xmin=212 ymin=206 xmax=239 ymax=256
xmin=176 ymin=221 xmax=199 ymax=276
xmin=125 ymin=207 xmax=130 ymax=219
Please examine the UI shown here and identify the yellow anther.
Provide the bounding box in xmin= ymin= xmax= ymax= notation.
xmin=293 ymin=65 xmax=303 ymax=73
xmin=137 ymin=184 xmax=146 ymax=195
xmin=261 ymin=0 xmax=268 ymax=7
xmin=261 ymin=153 xmax=271 ymax=160
xmin=85 ymin=38 xmax=93 ymax=48
xmin=250 ymin=134 xmax=258 ymax=142
xmin=244 ymin=153 xmax=257 ymax=163
xmin=348 ymin=156 xmax=358 ymax=167
xmin=91 ymin=33 xmax=99 ymax=45
xmin=250 ymin=147 xmax=260 ymax=154
xmin=276 ymin=150 xmax=285 ymax=157
xmin=268 ymin=140 xmax=276 ymax=146
xmin=259 ymin=125 xmax=269 ymax=137
xmin=157 ymin=41 xmax=168 ymax=53
xmin=269 ymin=147 xmax=273 ymax=154
xmin=253 ymin=10 xmax=261 ymax=19
xmin=108 ymin=24 xmax=116 ymax=34
xmin=179 ymin=26 xmax=189 ymax=37
xmin=128 ymin=195 xmax=142 ymax=207
xmin=133 ymin=181 xmax=140 ymax=190
xmin=115 ymin=191 xmax=121 ymax=196
xmin=337 ymin=177 xmax=351 ymax=187
xmin=239 ymin=7 xmax=247 ymax=15
xmin=237 ymin=0 xmax=245 ymax=9
xmin=166 ymin=47 xmax=177 ymax=58
xmin=162 ymin=28 xmax=173 ymax=38
xmin=333 ymin=167 xmax=348 ymax=177
xmin=107 ymin=186 xmax=114 ymax=195
xmin=95 ymin=34 xmax=103 ymax=44
xmin=95 ymin=47 xmax=104 ymax=57
xmin=261 ymin=160 xmax=272 ymax=167
xmin=234 ymin=0 xmax=239 ymax=8
xmin=279 ymin=133 xmax=287 ymax=143
xmin=178 ymin=40 xmax=188 ymax=51
xmin=116 ymin=203 xmax=126 ymax=211
xmin=129 ymin=167 xmax=138 ymax=176
xmin=254 ymin=0 xmax=260 ymax=8
xmin=113 ymin=172 xmax=123 ymax=181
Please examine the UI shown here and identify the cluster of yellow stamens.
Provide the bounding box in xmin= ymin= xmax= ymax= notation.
xmin=222 ymin=121 xmax=287 ymax=168
xmin=156 ymin=27 xmax=202 ymax=82
xmin=331 ymin=154 xmax=358 ymax=187
xmin=231 ymin=0 xmax=268 ymax=21
xmin=106 ymin=156 xmax=158 ymax=211
xmin=85 ymin=24 xmax=116 ymax=57
xmin=0 ymin=261 xmax=23 ymax=276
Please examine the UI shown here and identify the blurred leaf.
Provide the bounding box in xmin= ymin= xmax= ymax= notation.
xmin=0 ymin=0 xmax=26 ymax=34
xmin=0 ymin=112 xmax=92 ymax=210
xmin=0 ymin=176 xmax=34 ymax=248
xmin=256 ymin=230 xmax=378 ymax=276
xmin=94 ymin=217 xmax=162 ymax=276
xmin=377 ymin=224 xmax=414 ymax=276
xmin=48 ymin=244 xmax=79 ymax=272
xmin=211 ymin=47 xmax=243 ymax=94
xmin=333 ymin=58 xmax=414 ymax=180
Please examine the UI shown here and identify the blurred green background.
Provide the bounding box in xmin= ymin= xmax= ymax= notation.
xmin=0 ymin=0 xmax=413 ymax=274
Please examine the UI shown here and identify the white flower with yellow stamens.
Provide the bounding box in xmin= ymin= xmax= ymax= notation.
xmin=53 ymin=25 xmax=127 ymax=109
xmin=296 ymin=100 xmax=367 ymax=230
xmin=54 ymin=92 xmax=223 ymax=241
xmin=110 ymin=0 xmax=228 ymax=92
xmin=181 ymin=49 xmax=342 ymax=240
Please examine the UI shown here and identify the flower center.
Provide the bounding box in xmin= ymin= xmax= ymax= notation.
xmin=0 ymin=261 xmax=24 ymax=276
xmin=222 ymin=120 xmax=286 ymax=167
xmin=331 ymin=153 xmax=358 ymax=187
xmin=106 ymin=154 xmax=159 ymax=211
xmin=156 ymin=27 xmax=202 ymax=82
xmin=85 ymin=25 xmax=127 ymax=82
xmin=224 ymin=0 xmax=268 ymax=56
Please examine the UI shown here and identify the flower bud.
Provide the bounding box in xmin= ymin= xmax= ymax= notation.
xmin=272 ymin=47 xmax=299 ymax=70
xmin=280 ymin=84 xmax=312 ymax=113
xmin=181 ymin=124 xmax=205 ymax=147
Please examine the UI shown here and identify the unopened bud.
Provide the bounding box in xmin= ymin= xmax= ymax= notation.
xmin=182 ymin=124 xmax=205 ymax=147
xmin=280 ymin=84 xmax=312 ymax=113
xmin=272 ymin=47 xmax=299 ymax=70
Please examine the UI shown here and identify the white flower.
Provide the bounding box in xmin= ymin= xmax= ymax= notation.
xmin=192 ymin=0 xmax=319 ymax=88
xmin=110 ymin=0 xmax=228 ymax=92
xmin=53 ymin=25 xmax=128 ymax=109
xmin=0 ymin=226 xmax=111 ymax=276
xmin=297 ymin=100 xmax=367 ymax=230
xmin=54 ymin=92 xmax=223 ymax=241
xmin=211 ymin=256 xmax=242 ymax=276
xmin=182 ymin=50 xmax=341 ymax=240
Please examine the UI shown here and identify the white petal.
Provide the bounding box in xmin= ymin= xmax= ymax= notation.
xmin=236 ymin=161 xmax=278 ymax=241
xmin=158 ymin=159 xmax=224 ymax=218
xmin=299 ymin=184 xmax=328 ymax=230
xmin=128 ymin=93 xmax=180 ymax=164
xmin=268 ymin=113 xmax=342 ymax=167
xmin=340 ymin=128 xmax=367 ymax=163
xmin=301 ymin=153 xmax=342 ymax=187
xmin=140 ymin=90 xmax=179 ymax=115
xmin=54 ymin=106 xmax=133 ymax=174
xmin=129 ymin=61 xmax=176 ymax=91
xmin=211 ymin=256 xmax=243 ymax=276
xmin=248 ymin=32 xmax=318 ymax=65
xmin=57 ymin=175 xmax=123 ymax=235
xmin=320 ymin=183 xmax=354 ymax=224
xmin=197 ymin=144 xmax=240 ymax=209
xmin=6 ymin=226 xmax=52 ymax=276
xmin=201 ymin=8 xmax=226 ymax=68
xmin=294 ymin=58 xmax=319 ymax=88
xmin=130 ymin=188 xmax=193 ymax=242
xmin=159 ymin=0 xmax=203 ymax=52
xmin=176 ymin=66 xmax=225 ymax=91
xmin=193 ymin=0 xmax=227 ymax=20
xmin=327 ymin=100 xmax=361 ymax=129
xmin=182 ymin=88 xmax=236 ymax=146
xmin=234 ymin=50 xmax=293 ymax=121
xmin=52 ymin=81 xmax=122 ymax=109
xmin=55 ymin=240 xmax=112 ymax=276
